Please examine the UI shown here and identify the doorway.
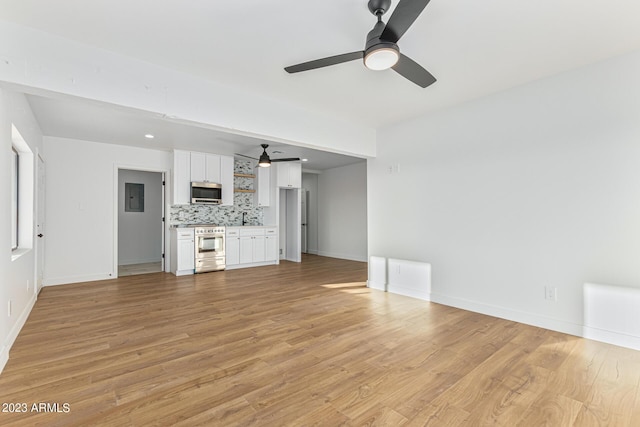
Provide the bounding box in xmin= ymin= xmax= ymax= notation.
xmin=117 ymin=169 xmax=165 ymax=276
xmin=278 ymin=188 xmax=301 ymax=262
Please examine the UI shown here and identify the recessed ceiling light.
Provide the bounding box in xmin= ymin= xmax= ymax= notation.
xmin=301 ymin=158 xmax=308 ymax=162
xmin=144 ymin=134 xmax=154 ymax=139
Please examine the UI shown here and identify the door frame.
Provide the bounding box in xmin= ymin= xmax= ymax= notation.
xmin=35 ymin=150 xmax=46 ymax=294
xmin=112 ymin=165 xmax=170 ymax=277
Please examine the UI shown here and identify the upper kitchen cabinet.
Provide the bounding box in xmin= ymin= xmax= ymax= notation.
xmin=173 ymin=150 xmax=191 ymax=205
xmin=173 ymin=150 xmax=234 ymax=206
xmin=190 ymin=152 xmax=221 ymax=183
xmin=254 ymin=166 xmax=271 ymax=207
xmin=276 ymin=162 xmax=301 ymax=188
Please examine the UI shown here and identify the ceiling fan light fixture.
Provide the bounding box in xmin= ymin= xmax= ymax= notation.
xmin=258 ymin=152 xmax=271 ymax=167
xmin=364 ymin=46 xmax=399 ymax=70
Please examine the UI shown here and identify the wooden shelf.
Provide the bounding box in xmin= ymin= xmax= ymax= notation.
xmin=234 ymin=173 xmax=256 ymax=178
xmin=234 ymin=189 xmax=256 ymax=193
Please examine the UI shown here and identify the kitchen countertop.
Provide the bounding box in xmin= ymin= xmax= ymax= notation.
xmin=225 ymin=225 xmax=277 ymax=228
xmin=171 ymin=224 xmax=276 ymax=228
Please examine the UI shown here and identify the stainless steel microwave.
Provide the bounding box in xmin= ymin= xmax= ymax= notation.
xmin=191 ymin=182 xmax=222 ymax=204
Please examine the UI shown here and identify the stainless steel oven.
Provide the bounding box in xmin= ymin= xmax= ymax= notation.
xmin=194 ymin=226 xmax=225 ymax=273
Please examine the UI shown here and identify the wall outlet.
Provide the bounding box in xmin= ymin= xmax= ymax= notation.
xmin=279 ymin=249 xmax=283 ymax=255
xmin=7 ymin=300 xmax=11 ymax=317
xmin=387 ymin=164 xmax=401 ymax=174
xmin=545 ymin=286 xmax=558 ymax=302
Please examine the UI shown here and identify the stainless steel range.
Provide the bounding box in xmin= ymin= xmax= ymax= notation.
xmin=194 ymin=225 xmax=225 ymax=273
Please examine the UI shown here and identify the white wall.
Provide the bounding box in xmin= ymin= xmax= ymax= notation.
xmin=118 ymin=169 xmax=163 ymax=265
xmin=0 ymin=88 xmax=43 ymax=373
xmin=43 ymin=137 xmax=171 ymax=285
xmin=369 ymin=49 xmax=640 ymax=337
xmin=318 ymin=162 xmax=367 ymax=262
xmin=301 ymin=173 xmax=319 ymax=254
xmin=0 ymin=20 xmax=375 ymax=159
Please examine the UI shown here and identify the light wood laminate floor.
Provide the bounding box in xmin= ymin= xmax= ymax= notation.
xmin=1 ymin=255 xmax=639 ymax=426
xmin=118 ymin=262 xmax=162 ymax=277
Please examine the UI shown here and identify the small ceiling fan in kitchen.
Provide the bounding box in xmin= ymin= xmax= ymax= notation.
xmin=235 ymin=144 xmax=300 ymax=168
xmin=284 ymin=0 xmax=437 ymax=88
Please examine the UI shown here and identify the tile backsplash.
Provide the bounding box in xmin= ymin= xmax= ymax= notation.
xmin=170 ymin=159 xmax=264 ymax=226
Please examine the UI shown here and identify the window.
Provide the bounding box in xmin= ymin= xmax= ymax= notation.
xmin=11 ymin=147 xmax=19 ymax=250
xmin=10 ymin=124 xmax=34 ymax=258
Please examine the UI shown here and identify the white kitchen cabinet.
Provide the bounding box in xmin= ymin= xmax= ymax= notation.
xmin=239 ymin=236 xmax=253 ymax=264
xmin=226 ymin=226 xmax=277 ymax=269
xmin=239 ymin=228 xmax=266 ymax=264
xmin=253 ymin=235 xmax=266 ymax=262
xmin=276 ymin=162 xmax=301 ymax=188
xmin=190 ymin=152 xmax=221 ymax=183
xmin=265 ymin=228 xmax=278 ymax=261
xmin=225 ymin=228 xmax=240 ymax=266
xmin=170 ymin=228 xmax=194 ymax=276
xmin=240 ymin=236 xmax=266 ymax=263
xmin=173 ymin=150 xmax=191 ymax=205
xmin=254 ymin=166 xmax=271 ymax=207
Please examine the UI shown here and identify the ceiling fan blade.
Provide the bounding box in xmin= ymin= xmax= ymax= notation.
xmin=380 ymin=0 xmax=432 ymax=43
xmin=392 ymin=53 xmax=436 ymax=88
xmin=285 ymin=51 xmax=364 ymax=73
xmin=271 ymin=158 xmax=301 ymax=162
xmin=235 ymin=153 xmax=259 ymax=160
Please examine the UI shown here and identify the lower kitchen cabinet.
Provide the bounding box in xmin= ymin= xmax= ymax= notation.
xmin=265 ymin=229 xmax=278 ymax=262
xmin=240 ymin=235 xmax=265 ymax=263
xmin=226 ymin=226 xmax=278 ymax=270
xmin=226 ymin=228 xmax=240 ymax=266
xmin=170 ymin=228 xmax=195 ymax=276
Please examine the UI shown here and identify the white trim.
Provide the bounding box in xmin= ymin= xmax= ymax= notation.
xmin=35 ymin=150 xmax=45 ymax=296
xmin=113 ymin=164 xmax=171 ymax=278
xmin=0 ymin=292 xmax=37 ymax=374
xmin=316 ymin=250 xmax=367 ymax=262
xmin=367 ymin=256 xmax=386 ymax=291
xmin=0 ymin=345 xmax=8 ymax=374
xmin=225 ymin=260 xmax=278 ymax=270
xmin=430 ymin=292 xmax=584 ymax=338
xmin=582 ymin=326 xmax=640 ymax=351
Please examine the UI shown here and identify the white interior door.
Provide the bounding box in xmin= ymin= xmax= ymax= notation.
xmin=36 ymin=154 xmax=46 ymax=293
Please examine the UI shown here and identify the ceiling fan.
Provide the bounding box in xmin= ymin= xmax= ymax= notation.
xmin=235 ymin=144 xmax=300 ymax=168
xmin=284 ymin=0 xmax=436 ymax=88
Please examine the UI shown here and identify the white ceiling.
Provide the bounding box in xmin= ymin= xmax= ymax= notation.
xmin=3 ymin=0 xmax=640 ymax=168
xmin=24 ymin=94 xmax=365 ymax=171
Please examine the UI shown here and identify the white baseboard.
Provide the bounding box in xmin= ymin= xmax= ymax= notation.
xmin=430 ymin=292 xmax=584 ymax=338
xmin=316 ymin=250 xmax=367 ymax=262
xmin=0 ymin=345 xmax=8 ymax=375
xmin=367 ymin=280 xmax=386 ymax=291
xmin=45 ymin=273 xmax=115 ymax=286
xmin=388 ymin=285 xmax=431 ymax=301
xmin=225 ymin=260 xmax=278 ymax=270
xmin=582 ymin=326 xmax=640 ymax=351
xmin=1 ymin=292 xmax=37 ymax=375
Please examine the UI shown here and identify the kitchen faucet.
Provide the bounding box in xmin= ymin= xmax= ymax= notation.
xmin=242 ymin=212 xmax=248 ymax=226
